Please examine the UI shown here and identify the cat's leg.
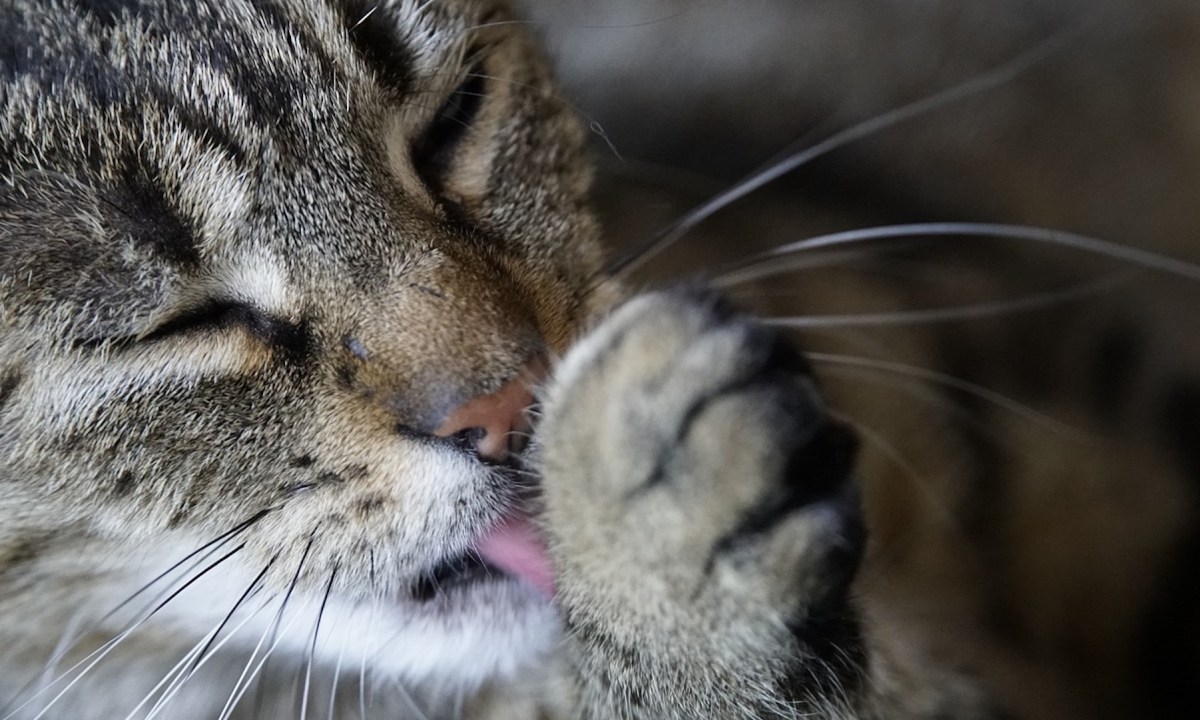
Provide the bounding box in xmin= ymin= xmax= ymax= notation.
xmin=535 ymin=289 xmax=867 ymax=720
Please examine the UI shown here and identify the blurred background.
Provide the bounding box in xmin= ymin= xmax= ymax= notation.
xmin=513 ymin=1 xmax=1200 ymax=718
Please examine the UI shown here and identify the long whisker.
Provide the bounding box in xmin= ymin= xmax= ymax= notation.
xmin=806 ymin=352 xmax=1091 ymax=442
xmin=133 ymin=578 xmax=275 ymax=720
xmin=219 ymin=535 xmax=316 ymax=720
xmin=215 ymin=592 xmax=302 ymax=720
xmin=327 ymin=611 xmax=351 ymax=720
xmin=603 ymin=27 xmax=1081 ymax=280
xmin=6 ymin=543 xmax=247 ymax=720
xmin=0 ymin=511 xmax=270 ymax=718
xmin=759 ymin=273 xmax=1129 ymax=329
xmin=183 ymin=556 xmax=277 ymax=680
xmin=828 ymin=409 xmax=955 ymax=530
xmin=104 ymin=510 xmax=273 ymax=626
xmin=26 ymin=606 xmax=89 ymax=712
xmin=300 ymin=567 xmax=339 ymax=720
xmin=727 ymin=223 xmax=1200 ymax=284
xmin=125 ymin=627 xmax=215 ymax=720
xmin=359 ymin=600 xmax=377 ymax=719
xmin=711 ymin=249 xmax=891 ymax=292
xmin=135 ymin=560 xmax=278 ymax=719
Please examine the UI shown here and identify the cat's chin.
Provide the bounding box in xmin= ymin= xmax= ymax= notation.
xmin=361 ymin=574 xmax=561 ymax=687
xmin=124 ymin=541 xmax=561 ymax=697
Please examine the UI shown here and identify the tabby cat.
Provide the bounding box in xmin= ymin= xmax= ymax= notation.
xmin=2 ymin=0 xmax=1198 ymax=719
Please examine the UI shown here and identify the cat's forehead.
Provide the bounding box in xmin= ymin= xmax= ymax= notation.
xmin=1 ymin=0 xmax=528 ymax=278
xmin=2 ymin=0 xmax=506 ymax=154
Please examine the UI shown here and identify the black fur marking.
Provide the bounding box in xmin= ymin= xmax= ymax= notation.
xmin=142 ymin=86 xmax=249 ymax=166
xmin=334 ymin=364 xmax=356 ymax=389
xmin=103 ymin=161 xmax=200 ymax=266
xmin=14 ymin=5 xmax=250 ymax=166
xmin=289 ymin=454 xmax=315 ymax=468
xmin=355 ymin=495 xmax=386 ymax=518
xmin=340 ymin=0 xmax=416 ymax=97
xmin=114 ymin=470 xmax=136 ymax=497
xmin=244 ymin=0 xmax=340 ymax=79
xmin=412 ymin=70 xmax=487 ymax=196
xmin=1089 ymin=325 xmax=1144 ymax=426
xmin=72 ymin=0 xmax=142 ymax=28
xmin=199 ymin=33 xmax=304 ymax=125
xmin=0 ymin=538 xmax=44 ymax=573
xmin=167 ymin=502 xmax=195 ymax=529
xmin=0 ymin=371 xmax=20 ymax=414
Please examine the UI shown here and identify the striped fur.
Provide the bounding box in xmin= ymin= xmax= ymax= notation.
xmin=4 ymin=1 xmax=1200 ymax=719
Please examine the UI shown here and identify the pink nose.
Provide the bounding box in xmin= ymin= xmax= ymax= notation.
xmin=433 ymin=367 xmax=538 ymax=461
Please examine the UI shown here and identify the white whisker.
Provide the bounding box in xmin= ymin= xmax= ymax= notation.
xmin=300 ymin=568 xmax=339 ymax=720
xmin=218 ymin=537 xmax=315 ymax=720
xmin=136 ymin=593 xmax=274 ymax=720
xmin=807 ymin=352 xmax=1091 ymax=443
xmin=140 ymin=561 xmax=276 ymax=719
xmin=606 ymin=28 xmax=1081 ymax=279
xmin=327 ymin=610 xmax=351 ymax=720
xmin=3 ymin=543 xmax=246 ymax=720
xmin=734 ymin=223 xmax=1200 ymax=284
xmin=1 ymin=513 xmax=268 ymax=718
xmin=760 ymin=274 xmax=1129 ymax=329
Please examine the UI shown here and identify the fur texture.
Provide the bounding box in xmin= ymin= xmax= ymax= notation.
xmin=3 ymin=1 xmax=1199 ymax=719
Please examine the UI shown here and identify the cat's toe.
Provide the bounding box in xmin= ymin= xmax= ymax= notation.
xmin=537 ymin=287 xmax=863 ymax=616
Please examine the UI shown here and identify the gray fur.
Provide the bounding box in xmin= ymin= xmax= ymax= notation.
xmin=0 ymin=0 xmax=916 ymax=717
xmin=3 ymin=0 xmax=1156 ymax=718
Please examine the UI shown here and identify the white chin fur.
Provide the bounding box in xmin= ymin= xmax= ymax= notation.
xmin=116 ymin=546 xmax=560 ymax=697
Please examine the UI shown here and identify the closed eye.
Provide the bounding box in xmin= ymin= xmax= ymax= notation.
xmin=141 ymin=301 xmax=267 ymax=342
xmin=411 ymin=69 xmax=487 ymax=196
xmin=139 ymin=301 xmax=309 ymax=356
xmin=71 ymin=301 xmax=257 ymax=351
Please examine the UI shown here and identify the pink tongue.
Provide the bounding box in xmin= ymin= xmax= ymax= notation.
xmin=475 ymin=514 xmax=556 ymax=599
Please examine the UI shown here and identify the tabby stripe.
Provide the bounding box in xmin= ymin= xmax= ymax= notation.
xmin=0 ymin=371 xmax=20 ymax=413
xmin=104 ymin=156 xmax=202 ymax=266
xmin=339 ymin=0 xmax=416 ymax=98
xmin=245 ymin=0 xmax=342 ymax=81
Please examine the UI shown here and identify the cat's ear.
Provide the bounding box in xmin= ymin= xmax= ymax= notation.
xmin=0 ymin=170 xmax=181 ymax=346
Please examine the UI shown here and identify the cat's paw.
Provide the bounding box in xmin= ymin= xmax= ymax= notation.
xmin=535 ymin=288 xmax=865 ymax=717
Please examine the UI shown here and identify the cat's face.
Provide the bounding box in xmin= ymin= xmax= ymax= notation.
xmin=0 ymin=0 xmax=605 ymax=688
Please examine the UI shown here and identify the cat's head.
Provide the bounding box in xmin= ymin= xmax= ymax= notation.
xmin=0 ymin=0 xmax=604 ymax=688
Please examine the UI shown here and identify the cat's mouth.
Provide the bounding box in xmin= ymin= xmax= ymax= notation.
xmin=411 ymin=512 xmax=554 ymax=602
